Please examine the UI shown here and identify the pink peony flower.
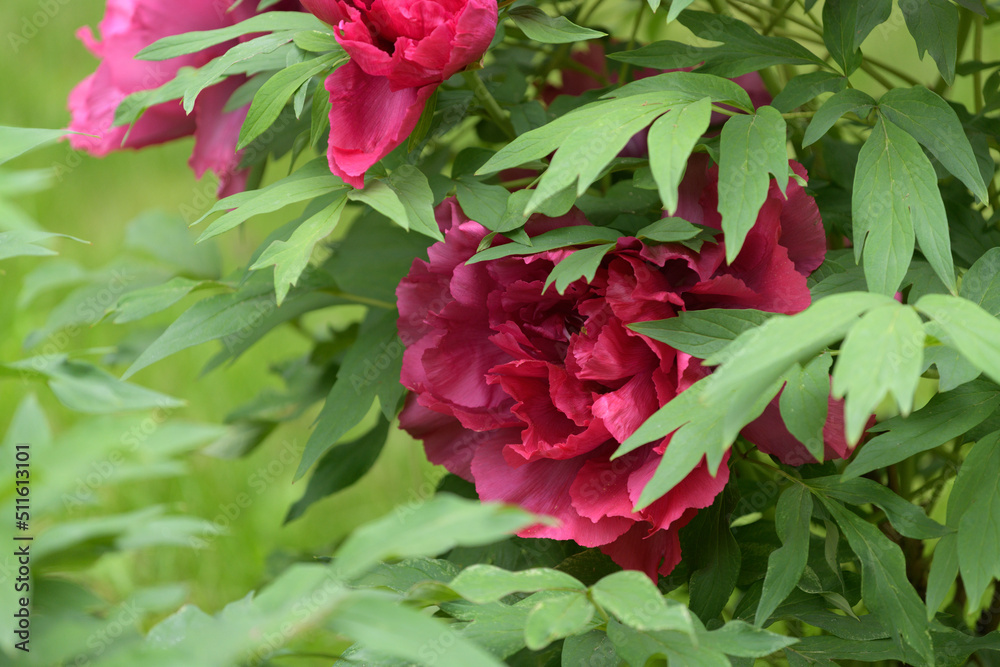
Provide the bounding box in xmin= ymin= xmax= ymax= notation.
xmin=68 ymin=0 xmax=301 ymax=196
xmin=301 ymin=0 xmax=497 ymax=188
xmin=397 ymin=157 xmax=846 ymax=578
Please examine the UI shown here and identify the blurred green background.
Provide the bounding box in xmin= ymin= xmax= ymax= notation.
xmin=0 ymin=0 xmax=432 ymax=634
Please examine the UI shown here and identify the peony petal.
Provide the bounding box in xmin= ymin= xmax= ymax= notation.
xmin=598 ymin=522 xmax=685 ymax=579
xmin=190 ymin=77 xmax=250 ymax=197
xmin=741 ymin=392 xmax=859 ymax=465
xmin=323 ymin=62 xmax=436 ymax=188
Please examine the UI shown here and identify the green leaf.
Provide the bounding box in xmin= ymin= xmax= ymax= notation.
xmin=778 ymin=352 xmax=832 ymax=462
xmin=953 ymin=430 xmax=1000 ymax=612
xmin=0 ymin=230 xmax=87 ymax=261
xmin=455 ymin=179 xmax=510 ymax=231
xmin=123 ymin=278 xmax=276 ymax=378
xmin=844 ymin=379 xmax=1000 ymax=478
xmin=195 ymin=159 xmax=347 ymax=242
xmin=666 ymin=0 xmax=696 ymax=21
xmin=770 ymin=72 xmax=848 ymax=113
xmin=879 ymin=86 xmax=988 ymax=203
xmin=523 ymin=593 xmax=595 ymax=650
xmin=916 ymin=294 xmax=1000 ymax=385
xmin=137 ymin=11 xmax=324 ymax=60
xmin=808 ymin=476 xmax=949 ymax=540
xmin=525 ymin=97 xmax=679 ymax=215
xmin=179 ymin=32 xmax=302 ymax=114
xmin=822 ymin=0 xmax=864 ymax=74
xmin=700 ymin=620 xmax=799 ymax=658
xmin=634 ymin=217 xmax=705 ymax=244
xmin=831 ymin=303 xmax=925 ymax=442
xmin=250 ymin=194 xmax=347 ymax=305
xmin=756 ymin=485 xmax=813 ymax=626
xmin=960 ymin=247 xmax=1000 ymax=317
xmin=802 ymin=88 xmax=876 ymax=146
xmin=238 ymin=52 xmax=343 ymax=149
xmin=284 ymin=419 xmax=389 ymax=523
xmin=0 ymin=126 xmax=73 ymax=165
xmin=449 ymin=565 xmax=584 ymax=604
xmin=333 ymin=494 xmax=541 ymax=579
xmin=296 ymin=309 xmax=401 ymax=479
xmin=850 ymin=0 xmax=892 ymax=50
xmin=609 ymin=71 xmax=754 ymax=112
xmin=607 ymin=619 xmax=729 ymax=667
xmin=853 ymin=116 xmax=954 ymax=295
xmin=926 ymin=533 xmax=959 ymax=620
xmin=543 ymin=243 xmax=614 ymax=294
xmin=331 ymin=593 xmax=505 ymax=667
xmin=820 ymin=498 xmax=934 ymax=666
xmin=561 ymin=632 xmax=620 ymax=667
xmin=348 ymin=165 xmax=443 ymax=241
xmin=683 ymin=488 xmax=741 ymax=622
xmin=628 ymin=308 xmax=773 ymax=358
xmin=468 ymin=226 xmax=619 ymax=264
xmin=677 ymin=11 xmax=826 ymax=77
xmin=112 ymin=277 xmax=206 ymax=324
xmin=590 ymin=571 xmax=695 ymax=634
xmin=718 ymin=106 xmax=789 ymax=264
xmin=900 ymin=0 xmax=959 ymax=85
xmin=508 ymin=6 xmax=606 ymax=44
xmin=647 ymin=97 xmax=712 ymax=213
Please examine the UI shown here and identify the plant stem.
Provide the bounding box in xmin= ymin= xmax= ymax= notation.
xmin=974 ymin=16 xmax=985 ymax=113
xmin=731 ymin=0 xmax=823 ymax=35
xmin=463 ymin=70 xmax=516 ymax=139
xmin=618 ymin=1 xmax=647 ymax=82
xmin=320 ymin=289 xmax=396 ymax=309
xmin=762 ymin=0 xmax=799 ymax=35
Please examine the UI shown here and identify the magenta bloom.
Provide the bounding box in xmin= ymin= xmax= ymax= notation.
xmin=68 ymin=0 xmax=299 ymax=196
xmin=397 ymin=158 xmax=846 ymax=578
xmin=301 ymin=0 xmax=497 ymax=188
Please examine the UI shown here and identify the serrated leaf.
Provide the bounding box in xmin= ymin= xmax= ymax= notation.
xmin=590 ymin=571 xmax=695 ymax=634
xmin=770 ymin=72 xmax=848 ymax=113
xmin=523 ymin=593 xmax=595 ymax=650
xmin=647 ymin=97 xmax=712 ymax=213
xmin=778 ymin=352 xmax=832 ymax=461
xmin=628 ymin=308 xmax=773 ymax=358
xmin=238 ymin=52 xmax=343 ymax=149
xmin=802 ymin=88 xmax=876 ymax=146
xmin=250 ymin=194 xmax=347 ymax=305
xmin=137 ymin=11 xmax=324 ymax=60
xmin=195 ymin=159 xmax=346 ymax=241
xmin=284 ymin=419 xmax=389 ymax=523
xmin=756 ymin=485 xmax=813 ymax=626
xmin=853 ymin=116 xmax=954 ymax=295
xmin=820 ymin=498 xmax=934 ymax=666
xmin=831 ymin=303 xmax=925 ymax=442
xmin=879 ymin=86 xmax=988 ymax=203
xmin=953 ymin=430 xmax=1000 ymax=613
xmin=508 ymin=6 xmax=606 ymax=43
xmin=808 ymin=476 xmax=949 ymax=540
xmin=333 ymin=494 xmax=541 ymax=580
xmin=900 ymin=0 xmax=959 ymax=85
xmin=843 ymin=378 xmax=1000 ymax=478
xmin=718 ymin=106 xmax=789 ymax=263
xmin=916 ymin=294 xmax=1000 ymax=385
xmin=543 ymin=243 xmax=614 ymax=294
xmin=448 ymin=565 xmax=585 ymax=604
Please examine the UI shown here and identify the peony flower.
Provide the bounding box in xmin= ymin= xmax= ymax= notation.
xmin=301 ymin=0 xmax=497 ymax=188
xmin=68 ymin=0 xmax=301 ymax=196
xmin=397 ymin=156 xmax=845 ymax=578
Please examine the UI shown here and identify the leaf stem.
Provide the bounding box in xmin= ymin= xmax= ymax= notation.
xmin=974 ymin=16 xmax=985 ymax=113
xmin=319 ymin=289 xmax=396 ymax=309
xmin=618 ymin=1 xmax=646 ymax=83
xmin=730 ymin=0 xmax=823 ymax=35
xmin=762 ymin=0 xmax=797 ymax=36
xmin=462 ymin=71 xmax=516 ymax=140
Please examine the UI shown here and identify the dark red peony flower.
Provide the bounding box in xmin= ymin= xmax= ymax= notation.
xmin=68 ymin=0 xmax=302 ymax=196
xmin=397 ymin=156 xmax=848 ymax=578
xmin=301 ymin=0 xmax=497 ymax=188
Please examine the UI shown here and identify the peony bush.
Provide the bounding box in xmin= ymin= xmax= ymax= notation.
xmin=6 ymin=0 xmax=1000 ymax=663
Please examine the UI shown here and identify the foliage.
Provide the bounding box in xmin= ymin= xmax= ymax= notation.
xmin=6 ymin=0 xmax=1000 ymax=665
